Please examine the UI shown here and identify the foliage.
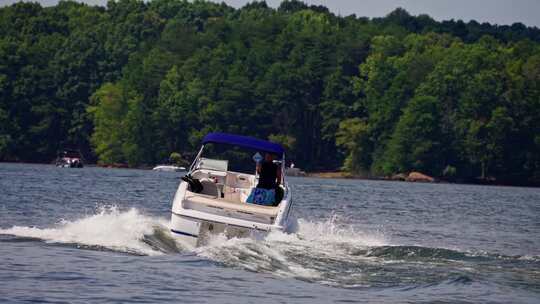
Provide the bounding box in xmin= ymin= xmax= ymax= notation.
xmin=336 ymin=118 xmax=369 ymax=174
xmin=1 ymin=1 xmax=539 ymax=184
xmin=169 ymin=152 xmax=188 ymax=166
xmin=268 ymin=134 xmax=296 ymax=154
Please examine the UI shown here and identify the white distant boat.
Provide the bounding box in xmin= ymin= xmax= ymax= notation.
xmin=152 ymin=165 xmax=186 ymax=172
xmin=169 ymin=132 xmax=294 ymax=247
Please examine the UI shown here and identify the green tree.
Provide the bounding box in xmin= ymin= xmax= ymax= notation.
xmin=381 ymin=95 xmax=443 ymax=175
xmin=87 ymin=83 xmax=131 ymax=164
xmin=336 ymin=118 xmax=370 ymax=173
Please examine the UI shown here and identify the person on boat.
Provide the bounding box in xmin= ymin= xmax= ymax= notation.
xmin=256 ymin=153 xmax=283 ymax=206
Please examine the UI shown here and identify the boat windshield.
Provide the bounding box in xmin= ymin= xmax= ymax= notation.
xmin=198 ymin=158 xmax=228 ymax=172
xmin=198 ymin=143 xmax=281 ymax=174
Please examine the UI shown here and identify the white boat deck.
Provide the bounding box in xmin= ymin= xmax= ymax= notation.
xmin=183 ymin=191 xmax=279 ymax=217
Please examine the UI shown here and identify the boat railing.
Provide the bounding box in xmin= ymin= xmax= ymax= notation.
xmin=188 ymin=145 xmax=205 ymax=174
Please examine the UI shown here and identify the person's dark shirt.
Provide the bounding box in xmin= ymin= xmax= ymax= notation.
xmin=257 ymin=161 xmax=278 ymax=189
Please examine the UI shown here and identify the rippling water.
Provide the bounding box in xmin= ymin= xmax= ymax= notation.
xmin=0 ymin=163 xmax=539 ymax=303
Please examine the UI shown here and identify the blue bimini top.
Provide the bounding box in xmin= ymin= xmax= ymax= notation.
xmin=202 ymin=132 xmax=285 ymax=157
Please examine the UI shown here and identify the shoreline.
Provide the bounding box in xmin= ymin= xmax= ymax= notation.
xmin=1 ymin=161 xmax=538 ymax=188
xmin=306 ymin=171 xmax=540 ymax=188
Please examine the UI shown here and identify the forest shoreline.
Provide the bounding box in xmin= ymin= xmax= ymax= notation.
xmin=307 ymin=171 xmax=540 ymax=188
xmin=3 ymin=161 xmax=537 ymax=188
xmin=2 ymin=1 xmax=539 ymax=185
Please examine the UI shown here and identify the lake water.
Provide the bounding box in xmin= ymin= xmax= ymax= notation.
xmin=0 ymin=163 xmax=539 ymax=303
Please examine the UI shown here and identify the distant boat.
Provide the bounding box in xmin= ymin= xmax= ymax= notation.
xmin=55 ymin=149 xmax=83 ymax=168
xmin=152 ymin=165 xmax=186 ymax=172
xmin=285 ymin=167 xmax=306 ymax=176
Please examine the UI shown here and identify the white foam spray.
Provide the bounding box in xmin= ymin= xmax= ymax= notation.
xmin=1 ymin=208 xmax=389 ymax=285
xmin=195 ymin=213 xmax=388 ymax=282
xmin=0 ymin=205 xmax=169 ymax=256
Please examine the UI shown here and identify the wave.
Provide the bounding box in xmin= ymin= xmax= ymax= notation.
xmin=0 ymin=205 xmax=181 ymax=256
xmin=1 ymin=207 xmax=536 ymax=288
xmin=195 ymin=215 xmax=389 ymax=285
xmin=192 ymin=215 xmax=539 ymax=288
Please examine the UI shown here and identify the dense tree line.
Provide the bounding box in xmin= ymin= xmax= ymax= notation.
xmin=1 ymin=0 xmax=539 ymax=185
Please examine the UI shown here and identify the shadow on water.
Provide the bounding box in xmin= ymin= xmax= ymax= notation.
xmin=141 ymin=226 xmax=186 ymax=254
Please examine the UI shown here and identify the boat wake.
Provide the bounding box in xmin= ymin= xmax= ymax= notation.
xmin=194 ymin=215 xmax=389 ymax=285
xmin=1 ymin=206 xmax=537 ymax=288
xmin=0 ymin=205 xmax=181 ymax=256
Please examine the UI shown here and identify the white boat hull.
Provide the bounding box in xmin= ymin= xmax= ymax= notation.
xmin=170 ymin=213 xmax=202 ymax=247
xmin=170 ymin=173 xmax=293 ymax=247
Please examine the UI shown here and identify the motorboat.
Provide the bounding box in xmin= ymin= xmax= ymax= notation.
xmin=169 ymin=132 xmax=294 ymax=247
xmin=55 ymin=149 xmax=83 ymax=168
xmin=152 ymin=165 xmax=186 ymax=172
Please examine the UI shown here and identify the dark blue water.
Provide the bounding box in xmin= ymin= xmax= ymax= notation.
xmin=1 ymin=163 xmax=539 ymax=303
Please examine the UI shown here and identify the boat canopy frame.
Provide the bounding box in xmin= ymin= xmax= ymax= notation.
xmin=188 ymin=133 xmax=287 ymax=184
xmin=202 ymin=132 xmax=284 ymax=157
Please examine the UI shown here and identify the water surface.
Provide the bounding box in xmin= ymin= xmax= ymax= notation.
xmin=0 ymin=163 xmax=539 ymax=303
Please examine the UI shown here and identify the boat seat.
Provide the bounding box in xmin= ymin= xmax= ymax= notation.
xmin=184 ymin=191 xmax=278 ymax=217
xmin=199 ymin=178 xmax=219 ymax=197
xmin=225 ymin=173 xmax=252 ymax=189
